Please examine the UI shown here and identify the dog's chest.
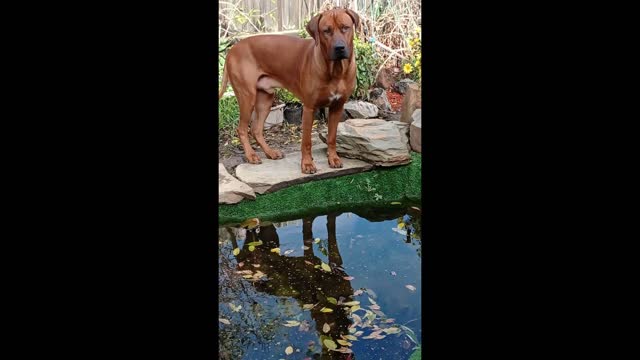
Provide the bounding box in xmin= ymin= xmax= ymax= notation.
xmin=319 ymin=81 xmax=348 ymax=106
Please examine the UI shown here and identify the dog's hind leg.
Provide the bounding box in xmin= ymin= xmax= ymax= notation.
xmin=251 ymin=90 xmax=284 ymax=160
xmin=234 ymin=85 xmax=261 ymax=164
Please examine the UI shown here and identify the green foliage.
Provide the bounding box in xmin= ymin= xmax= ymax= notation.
xmin=353 ymin=37 xmax=379 ymax=100
xmin=274 ymin=88 xmax=300 ymax=104
xmin=408 ymin=347 xmax=422 ymax=360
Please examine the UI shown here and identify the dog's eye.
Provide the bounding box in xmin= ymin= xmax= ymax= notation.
xmin=342 ymin=26 xmax=350 ymax=32
xmin=323 ymin=28 xmax=331 ymax=34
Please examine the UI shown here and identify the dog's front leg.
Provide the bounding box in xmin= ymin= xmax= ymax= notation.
xmin=300 ymin=105 xmax=317 ymax=174
xmin=326 ymin=102 xmax=344 ymax=168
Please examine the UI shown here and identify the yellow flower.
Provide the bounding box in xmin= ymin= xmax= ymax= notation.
xmin=403 ymin=63 xmax=413 ymax=74
xmin=414 ymin=59 xmax=420 ymax=68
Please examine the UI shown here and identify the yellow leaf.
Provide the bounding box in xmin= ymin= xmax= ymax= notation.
xmin=270 ymin=247 xmax=281 ymax=255
xmin=391 ymin=202 xmax=401 ymax=205
xmin=323 ymin=339 xmax=337 ymax=350
xmin=398 ymin=222 xmax=405 ymax=229
xmin=342 ymin=301 xmax=360 ymax=306
xmin=343 ymin=334 xmax=358 ymax=341
xmin=285 ymin=345 xmax=293 ymax=355
xmin=320 ymin=307 xmax=333 ymax=313
xmin=240 ymin=217 xmax=260 ymax=229
xmin=321 ymin=262 xmax=332 ymax=272
xmin=337 ymin=339 xmax=352 ymax=346
xmin=327 ymin=297 xmax=337 ymax=305
xmin=323 ymin=323 xmax=330 ymax=333
xmin=233 ymin=248 xmax=240 ymax=256
xmin=249 ymin=245 xmax=255 ymax=252
xmin=350 ymin=305 xmax=361 ymax=312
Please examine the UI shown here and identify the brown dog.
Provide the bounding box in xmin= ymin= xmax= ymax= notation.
xmin=218 ymin=8 xmax=359 ymax=174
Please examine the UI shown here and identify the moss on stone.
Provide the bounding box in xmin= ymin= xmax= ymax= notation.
xmin=219 ymin=152 xmax=422 ymax=226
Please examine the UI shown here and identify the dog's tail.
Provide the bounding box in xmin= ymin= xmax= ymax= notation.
xmin=218 ymin=60 xmax=229 ymax=100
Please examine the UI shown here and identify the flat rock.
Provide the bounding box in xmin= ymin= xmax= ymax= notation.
xmin=219 ymin=163 xmax=256 ymax=204
xmin=319 ymin=119 xmax=412 ymax=167
xmin=234 ymin=144 xmax=373 ymax=194
xmin=410 ymin=109 xmax=422 ymax=153
xmin=344 ymin=100 xmax=379 ymax=118
xmin=389 ymin=120 xmax=412 ymax=151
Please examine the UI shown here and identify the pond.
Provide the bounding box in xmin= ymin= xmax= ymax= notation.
xmin=218 ymin=205 xmax=422 ymax=360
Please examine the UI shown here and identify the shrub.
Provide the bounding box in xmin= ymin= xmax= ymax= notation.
xmin=353 ymin=36 xmax=379 ymax=100
xmin=274 ymin=88 xmax=300 ymax=104
xmin=402 ymin=27 xmax=421 ymax=82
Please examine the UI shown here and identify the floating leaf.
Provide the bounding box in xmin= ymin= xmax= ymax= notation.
xmin=242 ymin=274 xmax=253 ymax=279
xmin=283 ymin=249 xmax=294 ymax=256
xmin=323 ymin=339 xmax=337 ymax=350
xmin=398 ymin=222 xmax=406 ymax=229
xmin=405 ymin=284 xmax=417 ymax=291
xmin=246 ymin=241 xmax=263 ymax=246
xmin=391 ymin=271 xmax=397 ymax=276
xmin=237 ymin=261 xmax=244 ymax=267
xmin=343 ymin=335 xmax=358 ymax=341
xmin=283 ymin=320 xmax=301 ymax=327
xmin=249 ymin=245 xmax=255 ymax=252
xmin=240 ymin=217 xmax=260 ymax=229
xmin=337 ymin=339 xmax=352 ymax=346
xmin=298 ymin=320 xmax=310 ymax=332
xmin=354 ymin=331 xmax=364 ymax=337
xmin=353 ymin=289 xmax=364 ymax=296
xmin=369 ymin=304 xmax=381 ymax=310
xmin=327 ymin=297 xmax=337 ymax=305
xmin=320 ymin=307 xmax=334 ymax=313
xmin=285 ymin=345 xmax=293 ymax=355
xmin=233 ymin=248 xmax=240 ymax=256
xmin=350 ymin=305 xmax=361 ymax=312
xmin=385 ymin=318 xmax=396 ymax=323
xmin=314 ymin=238 xmax=321 ymax=244
xmin=323 ymin=323 xmax=330 ymax=333
xmin=348 ymin=326 xmax=357 ymax=334
xmin=270 ymin=247 xmax=281 ymax=255
xmin=343 ymin=301 xmax=360 ymax=306
xmin=321 ymin=262 xmax=332 ymax=272
xmin=302 ymin=246 xmax=310 ymax=250
xmin=410 ymin=206 xmax=421 ymax=211
xmin=368 ymin=297 xmax=377 ymax=305
xmin=391 ymin=202 xmax=402 ymax=205
xmin=218 ymin=318 xmax=230 ymax=325
xmin=334 ymin=347 xmax=353 ymax=353
xmin=304 ymin=260 xmax=314 ymax=265
xmin=383 ymin=327 xmax=401 ymax=334
xmin=229 ymin=303 xmax=242 ymax=312
xmin=302 ymin=303 xmax=315 ymax=310
xmin=366 ymin=289 xmax=377 ymax=298
xmin=343 ymin=276 xmax=354 ymax=280
xmin=351 ymin=314 xmax=362 ymax=325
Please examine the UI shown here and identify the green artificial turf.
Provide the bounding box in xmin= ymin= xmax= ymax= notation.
xmin=218 ymin=152 xmax=422 ymax=226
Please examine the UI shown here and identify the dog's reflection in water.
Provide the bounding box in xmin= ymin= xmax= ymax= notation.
xmin=232 ymin=213 xmax=356 ymax=359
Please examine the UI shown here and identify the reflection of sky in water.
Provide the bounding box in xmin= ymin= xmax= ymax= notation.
xmin=220 ymin=212 xmax=421 ymax=360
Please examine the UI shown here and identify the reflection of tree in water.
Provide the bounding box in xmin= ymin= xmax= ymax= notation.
xmin=218 ymin=206 xmax=421 ymax=359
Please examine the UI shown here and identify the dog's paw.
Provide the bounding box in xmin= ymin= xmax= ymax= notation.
xmin=265 ymin=148 xmax=284 ymax=160
xmin=328 ymin=154 xmax=343 ymax=168
xmin=301 ymin=159 xmax=317 ymax=174
xmin=246 ymin=152 xmax=262 ymax=164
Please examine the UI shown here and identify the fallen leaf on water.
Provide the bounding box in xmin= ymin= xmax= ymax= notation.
xmin=252 ymin=264 xmax=260 ymax=268
xmin=219 ymin=318 xmax=230 ymax=325
xmin=383 ymin=327 xmax=401 ymax=334
xmin=406 ymin=284 xmax=417 ymax=291
xmin=323 ymin=339 xmax=337 ymax=350
xmin=351 ymin=314 xmax=362 ymax=325
xmin=240 ymin=217 xmax=260 ymax=229
xmin=304 ymin=260 xmax=314 ymax=265
xmin=249 ymin=245 xmax=255 ymax=252
xmin=285 ymin=346 xmax=293 ymax=355
xmin=398 ymin=222 xmax=405 ymax=229
xmin=366 ymin=289 xmax=377 ymax=298
xmin=385 ymin=318 xmax=396 ymax=323
xmin=229 ymin=303 xmax=242 ymax=312
xmin=342 ymin=301 xmax=360 ymax=306
xmin=391 ymin=201 xmax=402 ymax=205
xmin=343 ymin=334 xmax=358 ymax=341
xmin=282 ymin=249 xmax=294 ymax=256
xmin=323 ymin=323 xmax=330 ymax=333
xmin=246 ymin=241 xmax=263 ymax=246
xmin=238 ymin=262 xmax=244 ymax=267
xmin=337 ymin=339 xmax=352 ymax=346
xmin=283 ymin=320 xmax=301 ymax=327
xmin=391 ymin=271 xmax=397 ymax=276
xmin=354 ymin=330 xmax=364 ymax=337
xmin=302 ymin=246 xmax=310 ymax=250
xmin=348 ymin=326 xmax=357 ymax=334
xmin=270 ymin=247 xmax=281 ymax=255
xmin=411 ymin=206 xmax=421 ymax=211
xmin=334 ymin=347 xmax=353 ymax=353
xmin=320 ymin=307 xmax=334 ymax=313
xmin=369 ymin=304 xmax=381 ymax=310
xmin=350 ymin=305 xmax=361 ymax=312
xmin=368 ymin=297 xmax=377 ymax=305
xmin=321 ymin=262 xmax=332 ymax=272
xmin=298 ymin=320 xmax=310 ymax=332
xmin=242 ymin=274 xmax=253 ymax=279
xmin=302 ymin=303 xmax=315 ymax=310
xmin=343 ymin=276 xmax=354 ymax=280
xmin=327 ymin=297 xmax=337 ymax=305
xmin=314 ymin=238 xmax=321 ymax=244
xmin=233 ymin=248 xmax=240 ymax=256
xmin=353 ymin=289 xmax=364 ymax=296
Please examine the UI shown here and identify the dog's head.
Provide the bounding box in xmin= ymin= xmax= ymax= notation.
xmin=306 ymin=8 xmax=360 ymax=61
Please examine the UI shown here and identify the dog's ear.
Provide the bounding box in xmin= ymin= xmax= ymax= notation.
xmin=345 ymin=9 xmax=360 ymax=32
xmin=306 ymin=13 xmax=322 ymax=43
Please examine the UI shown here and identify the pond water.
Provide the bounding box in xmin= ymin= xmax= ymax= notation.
xmin=218 ymin=206 xmax=422 ymax=360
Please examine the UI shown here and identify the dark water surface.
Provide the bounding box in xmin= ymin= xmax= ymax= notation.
xmin=219 ymin=206 xmax=422 ymax=360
